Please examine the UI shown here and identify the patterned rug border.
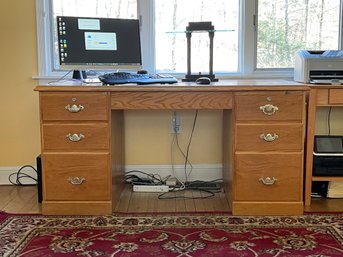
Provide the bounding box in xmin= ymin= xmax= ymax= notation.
xmin=1 ymin=211 xmax=343 ymax=227
xmin=1 ymin=210 xmax=343 ymax=223
xmin=2 ymin=210 xmax=343 ymax=218
xmin=1 ymin=211 xmax=343 ymax=257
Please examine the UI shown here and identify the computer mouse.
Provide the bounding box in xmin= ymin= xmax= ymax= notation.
xmin=195 ymin=77 xmax=211 ymax=85
xmin=137 ymin=69 xmax=148 ymax=74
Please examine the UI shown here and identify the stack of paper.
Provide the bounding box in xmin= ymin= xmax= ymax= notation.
xmin=327 ymin=181 xmax=343 ymax=198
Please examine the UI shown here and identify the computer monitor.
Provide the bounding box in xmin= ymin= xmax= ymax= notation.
xmin=56 ymin=16 xmax=142 ymax=79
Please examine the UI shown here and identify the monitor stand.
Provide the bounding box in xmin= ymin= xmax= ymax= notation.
xmin=72 ymin=70 xmax=101 ymax=84
xmin=72 ymin=70 xmax=87 ymax=80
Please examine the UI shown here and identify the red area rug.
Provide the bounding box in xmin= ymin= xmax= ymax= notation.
xmin=0 ymin=211 xmax=342 ymax=257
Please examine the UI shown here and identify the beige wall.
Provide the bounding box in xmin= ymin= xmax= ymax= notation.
xmin=0 ymin=0 xmax=40 ymax=166
xmin=124 ymin=110 xmax=223 ymax=165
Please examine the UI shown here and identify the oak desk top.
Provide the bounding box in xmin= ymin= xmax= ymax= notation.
xmin=35 ymin=79 xmax=310 ymax=92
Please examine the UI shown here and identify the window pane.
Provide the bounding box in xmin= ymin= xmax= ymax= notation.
xmin=257 ymin=0 xmax=340 ymax=69
xmin=52 ymin=0 xmax=137 ymax=18
xmin=155 ymin=0 xmax=239 ymax=74
xmin=52 ymin=0 xmax=137 ymax=70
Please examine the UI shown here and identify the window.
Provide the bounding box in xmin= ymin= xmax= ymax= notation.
xmin=36 ymin=0 xmax=343 ymax=79
xmin=154 ymin=0 xmax=239 ymax=74
xmin=256 ymin=0 xmax=341 ymax=69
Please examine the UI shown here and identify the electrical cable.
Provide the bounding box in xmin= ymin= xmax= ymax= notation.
xmin=328 ymin=106 xmax=332 ymax=135
xmin=184 ymin=179 xmax=223 ymax=193
xmin=169 ymin=110 xmax=199 ymax=189
xmin=8 ymin=165 xmax=37 ymax=186
xmin=125 ymin=174 xmax=152 ymax=185
xmin=158 ymin=187 xmax=215 ymax=200
xmin=125 ymin=170 xmax=164 ymax=185
xmin=184 ymin=110 xmax=198 ymax=180
xmin=162 ymin=174 xmax=172 ymax=184
xmin=185 ymin=178 xmax=223 ymax=187
xmin=187 ymin=178 xmax=223 ymax=184
xmin=171 ymin=133 xmax=188 ymax=190
xmin=48 ymin=70 xmax=73 ymax=85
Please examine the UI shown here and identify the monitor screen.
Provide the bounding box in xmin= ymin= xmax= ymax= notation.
xmin=57 ymin=16 xmax=142 ymax=71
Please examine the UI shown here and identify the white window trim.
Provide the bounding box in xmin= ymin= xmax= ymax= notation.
xmin=35 ymin=0 xmax=54 ymax=79
xmin=340 ymin=0 xmax=343 ymax=48
xmin=35 ymin=0 xmax=343 ymax=82
xmin=138 ymin=0 xmax=155 ymax=73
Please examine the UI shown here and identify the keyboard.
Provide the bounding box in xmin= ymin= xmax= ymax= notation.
xmin=98 ymin=72 xmax=178 ymax=85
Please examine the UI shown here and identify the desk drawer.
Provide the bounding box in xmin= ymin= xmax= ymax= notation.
xmin=111 ymin=92 xmax=233 ymax=109
xmin=235 ymin=124 xmax=304 ymax=151
xmin=42 ymin=123 xmax=109 ymax=150
xmin=235 ymin=91 xmax=304 ymax=121
xmin=41 ymin=92 xmax=108 ymax=121
xmin=329 ymin=89 xmax=343 ymax=105
xmin=234 ymin=153 xmax=302 ymax=201
xmin=43 ymin=153 xmax=110 ymax=201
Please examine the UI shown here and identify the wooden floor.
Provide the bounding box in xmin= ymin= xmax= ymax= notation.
xmin=0 ymin=185 xmax=40 ymax=214
xmin=0 ymin=185 xmax=342 ymax=214
xmin=114 ymin=186 xmax=230 ymax=213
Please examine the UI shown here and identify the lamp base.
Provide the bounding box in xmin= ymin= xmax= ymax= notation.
xmin=182 ymin=74 xmax=218 ymax=82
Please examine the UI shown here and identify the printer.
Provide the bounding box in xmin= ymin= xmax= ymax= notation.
xmin=294 ymin=49 xmax=343 ymax=84
xmin=313 ymin=135 xmax=343 ymax=176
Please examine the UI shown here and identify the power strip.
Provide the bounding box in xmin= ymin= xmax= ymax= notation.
xmin=133 ymin=185 xmax=169 ymax=192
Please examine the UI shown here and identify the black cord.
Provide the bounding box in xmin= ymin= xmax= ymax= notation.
xmin=184 ymin=110 xmax=198 ymax=180
xmin=158 ymin=187 xmax=215 ymax=199
xmin=48 ymin=70 xmax=73 ymax=85
xmin=184 ymin=179 xmax=223 ymax=194
xmin=8 ymin=165 xmax=37 ymax=186
xmin=328 ymin=106 xmax=332 ymax=135
xmin=125 ymin=170 xmax=164 ymax=185
xmin=125 ymin=174 xmax=150 ymax=184
xmin=186 ymin=178 xmax=223 ymax=184
xmin=185 ymin=179 xmax=223 ymax=187
xmin=173 ymin=133 xmax=193 ymax=173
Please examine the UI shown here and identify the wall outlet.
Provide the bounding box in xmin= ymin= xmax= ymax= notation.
xmin=171 ymin=112 xmax=181 ymax=133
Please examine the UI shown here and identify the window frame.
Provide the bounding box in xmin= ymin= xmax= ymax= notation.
xmin=35 ymin=0 xmax=343 ymax=81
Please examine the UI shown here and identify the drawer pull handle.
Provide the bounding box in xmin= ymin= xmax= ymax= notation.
xmin=260 ymin=133 xmax=279 ymax=142
xmin=65 ymin=104 xmax=84 ymax=113
xmin=259 ymin=104 xmax=279 ymax=115
xmin=259 ymin=177 xmax=277 ymax=185
xmin=66 ymin=133 xmax=85 ymax=142
xmin=67 ymin=177 xmax=86 ymax=185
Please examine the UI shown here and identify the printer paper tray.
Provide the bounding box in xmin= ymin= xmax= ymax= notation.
xmin=310 ymin=79 xmax=343 ymax=85
xmin=314 ymin=152 xmax=343 ymax=157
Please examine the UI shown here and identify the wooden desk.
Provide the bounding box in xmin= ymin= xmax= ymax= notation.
xmin=305 ymin=85 xmax=343 ymax=207
xmin=35 ymin=80 xmax=308 ymax=215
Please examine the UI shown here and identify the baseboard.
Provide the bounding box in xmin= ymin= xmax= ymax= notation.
xmin=125 ymin=163 xmax=223 ymax=182
xmin=0 ymin=166 xmax=38 ymax=185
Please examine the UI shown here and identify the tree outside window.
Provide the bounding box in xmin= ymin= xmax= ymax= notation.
xmin=257 ymin=0 xmax=340 ymax=69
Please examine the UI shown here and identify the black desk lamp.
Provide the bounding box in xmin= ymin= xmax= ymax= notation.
xmin=182 ymin=22 xmax=218 ymax=82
